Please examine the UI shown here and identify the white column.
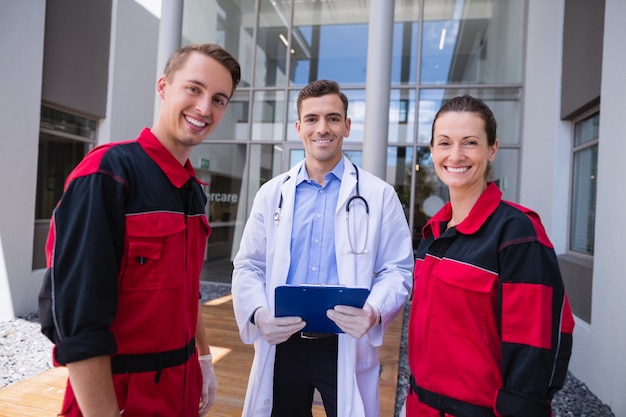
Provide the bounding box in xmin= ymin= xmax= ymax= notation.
xmin=362 ymin=0 xmax=395 ymax=179
xmin=153 ymin=0 xmax=183 ymax=123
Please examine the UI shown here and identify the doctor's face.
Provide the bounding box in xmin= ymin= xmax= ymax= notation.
xmin=296 ymin=94 xmax=351 ymax=169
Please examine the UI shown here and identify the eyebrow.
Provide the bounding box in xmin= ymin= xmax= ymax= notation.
xmin=302 ymin=112 xmax=343 ymax=119
xmin=187 ymin=79 xmax=231 ymax=100
xmin=435 ymin=134 xmax=481 ymax=139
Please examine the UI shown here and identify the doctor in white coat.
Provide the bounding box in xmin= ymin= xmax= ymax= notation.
xmin=232 ymin=80 xmax=413 ymax=417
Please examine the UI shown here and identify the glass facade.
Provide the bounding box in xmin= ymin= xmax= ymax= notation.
xmin=33 ymin=106 xmax=96 ymax=269
xmin=183 ymin=0 xmax=526 ymax=283
xmin=570 ymin=112 xmax=599 ymax=256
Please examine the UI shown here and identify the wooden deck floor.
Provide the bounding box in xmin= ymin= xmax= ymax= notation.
xmin=0 ymin=295 xmax=402 ymax=416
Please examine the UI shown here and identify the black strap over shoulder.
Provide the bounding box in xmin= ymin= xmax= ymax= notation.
xmin=111 ymin=337 xmax=196 ymax=383
xmin=410 ymin=374 xmax=496 ymax=417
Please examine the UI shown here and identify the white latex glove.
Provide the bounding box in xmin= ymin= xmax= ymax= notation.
xmin=255 ymin=307 xmax=306 ymax=345
xmin=326 ymin=302 xmax=380 ymax=339
xmin=198 ymin=354 xmax=217 ymax=416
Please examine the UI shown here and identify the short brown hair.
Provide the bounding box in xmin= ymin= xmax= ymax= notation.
xmin=296 ymin=79 xmax=349 ymax=120
xmin=163 ymin=43 xmax=241 ymax=97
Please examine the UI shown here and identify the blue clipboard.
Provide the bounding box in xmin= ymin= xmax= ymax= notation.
xmin=275 ymin=285 xmax=370 ymax=333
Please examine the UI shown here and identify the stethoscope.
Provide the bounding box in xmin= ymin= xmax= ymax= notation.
xmin=273 ymin=162 xmax=370 ymax=254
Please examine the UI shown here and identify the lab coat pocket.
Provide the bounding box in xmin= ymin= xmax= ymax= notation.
xmin=121 ymin=214 xmax=187 ymax=291
xmin=430 ymin=259 xmax=497 ymax=345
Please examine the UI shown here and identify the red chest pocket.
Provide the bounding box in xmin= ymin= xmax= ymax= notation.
xmin=429 ymin=259 xmax=499 ymax=345
xmin=121 ymin=213 xmax=187 ymax=291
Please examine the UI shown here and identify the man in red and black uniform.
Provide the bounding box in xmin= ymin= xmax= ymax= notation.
xmin=38 ymin=44 xmax=240 ymax=417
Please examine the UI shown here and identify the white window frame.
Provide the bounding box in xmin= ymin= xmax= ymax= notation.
xmin=567 ymin=108 xmax=599 ymax=259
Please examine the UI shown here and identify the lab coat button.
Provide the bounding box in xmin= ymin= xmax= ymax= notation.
xmin=264 ymin=399 xmax=270 ymax=405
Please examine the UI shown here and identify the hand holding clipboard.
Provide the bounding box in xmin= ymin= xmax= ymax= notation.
xmin=275 ymin=285 xmax=370 ymax=334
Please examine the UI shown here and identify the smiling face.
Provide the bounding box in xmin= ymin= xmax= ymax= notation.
xmin=431 ymin=111 xmax=499 ymax=195
xmin=295 ymin=93 xmax=351 ymax=173
xmin=152 ymin=51 xmax=233 ymax=164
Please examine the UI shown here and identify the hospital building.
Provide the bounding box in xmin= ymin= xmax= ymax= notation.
xmin=1 ymin=0 xmax=625 ymax=413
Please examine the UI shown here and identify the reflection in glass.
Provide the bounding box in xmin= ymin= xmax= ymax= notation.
xmin=574 ymin=113 xmax=600 ymax=147
xmin=570 ymin=112 xmax=599 ymax=256
xmin=33 ymin=135 xmax=90 ymax=269
xmin=210 ymin=90 xmax=250 ymax=141
xmin=422 ymin=0 xmax=524 ymax=84
xmin=412 ymin=146 xmax=446 ymax=246
xmin=389 ymin=90 xmax=416 ymax=143
xmin=417 ymin=88 xmax=521 ymax=145
xmin=490 ymin=148 xmax=518 ymax=202
xmin=252 ymin=90 xmax=286 ymax=141
xmin=289 ymin=148 xmax=304 ymax=167
xmin=570 ymin=147 xmax=597 ymax=256
xmin=190 ymin=143 xmax=246 ymax=283
xmin=255 ymin=0 xmax=291 ymax=87
xmin=392 ymin=1 xmax=420 ymax=84
xmin=248 ymin=144 xmax=283 ymax=202
xmin=182 ymin=0 xmax=254 ymax=87
xmin=290 ymin=0 xmax=369 ymax=85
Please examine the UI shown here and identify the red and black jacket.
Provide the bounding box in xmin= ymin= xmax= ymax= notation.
xmin=39 ymin=128 xmax=210 ymax=367
xmin=408 ymin=183 xmax=574 ymax=417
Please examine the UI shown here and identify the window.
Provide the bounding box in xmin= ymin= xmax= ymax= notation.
xmin=569 ymin=111 xmax=599 ymax=256
xmin=32 ymin=106 xmax=96 ymax=269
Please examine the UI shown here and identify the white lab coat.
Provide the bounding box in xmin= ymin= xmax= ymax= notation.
xmin=232 ymin=156 xmax=413 ymax=417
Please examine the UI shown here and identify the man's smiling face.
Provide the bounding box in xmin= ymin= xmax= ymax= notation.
xmin=295 ymin=93 xmax=351 ymax=171
xmin=153 ymin=51 xmax=233 ymax=163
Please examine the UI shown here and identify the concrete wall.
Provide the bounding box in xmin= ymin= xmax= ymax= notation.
xmin=100 ymin=0 xmax=160 ymax=144
xmin=0 ymin=1 xmax=47 ymax=321
xmin=568 ymin=1 xmax=626 ymax=414
xmin=520 ymin=0 xmax=570 ymax=253
xmin=524 ymin=0 xmax=626 ymax=414
xmin=0 ymin=0 xmax=159 ymax=321
xmin=41 ymin=0 xmax=112 ymax=117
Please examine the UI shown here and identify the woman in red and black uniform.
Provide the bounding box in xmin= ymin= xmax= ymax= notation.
xmin=406 ymin=95 xmax=574 ymax=417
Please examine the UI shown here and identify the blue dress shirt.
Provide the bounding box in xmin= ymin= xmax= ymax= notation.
xmin=286 ymin=159 xmax=344 ymax=285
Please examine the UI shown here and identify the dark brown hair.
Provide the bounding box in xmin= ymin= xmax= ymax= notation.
xmin=163 ymin=43 xmax=241 ymax=97
xmin=296 ymin=79 xmax=349 ymax=120
xmin=431 ymin=95 xmax=497 ymax=147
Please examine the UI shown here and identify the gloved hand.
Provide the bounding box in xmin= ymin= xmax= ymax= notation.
xmin=255 ymin=307 xmax=306 ymax=345
xmin=327 ymin=302 xmax=380 ymax=339
xmin=198 ymin=354 xmax=217 ymax=416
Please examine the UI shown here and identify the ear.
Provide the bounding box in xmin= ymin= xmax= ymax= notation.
xmin=295 ymin=120 xmax=302 ymax=137
xmin=344 ymin=116 xmax=352 ymax=138
xmin=156 ymin=75 xmax=167 ymax=99
xmin=488 ymin=138 xmax=499 ymax=162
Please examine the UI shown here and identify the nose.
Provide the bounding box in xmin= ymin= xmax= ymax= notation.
xmin=196 ymin=96 xmax=212 ymax=116
xmin=448 ymin=143 xmax=464 ymax=161
xmin=316 ymin=120 xmax=330 ymax=136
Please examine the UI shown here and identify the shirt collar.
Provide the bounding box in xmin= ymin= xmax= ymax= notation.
xmin=296 ymin=158 xmax=345 ymax=186
xmin=137 ymin=128 xmax=196 ymax=188
xmin=422 ymin=182 xmax=502 ymax=239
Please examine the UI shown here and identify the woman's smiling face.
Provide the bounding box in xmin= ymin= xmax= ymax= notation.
xmin=430 ymin=111 xmax=498 ymax=193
